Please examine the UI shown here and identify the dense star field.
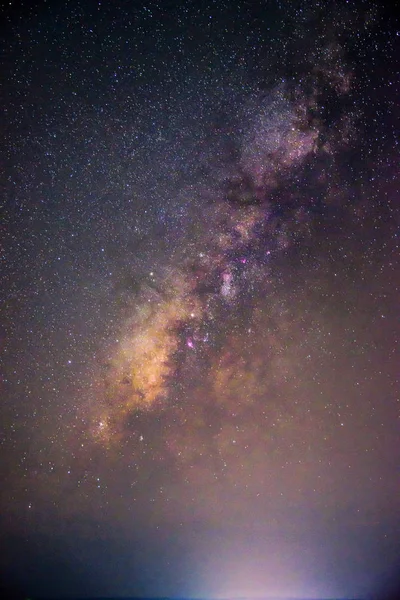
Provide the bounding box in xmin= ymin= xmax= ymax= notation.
xmin=1 ymin=0 xmax=399 ymax=598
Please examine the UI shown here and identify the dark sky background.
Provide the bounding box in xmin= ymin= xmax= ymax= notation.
xmin=1 ymin=0 xmax=400 ymax=598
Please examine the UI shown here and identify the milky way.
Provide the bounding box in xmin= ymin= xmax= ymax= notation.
xmin=1 ymin=1 xmax=399 ymax=598
xmin=87 ymin=71 xmax=350 ymax=441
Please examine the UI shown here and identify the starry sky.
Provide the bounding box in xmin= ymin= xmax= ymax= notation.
xmin=1 ymin=0 xmax=400 ymax=598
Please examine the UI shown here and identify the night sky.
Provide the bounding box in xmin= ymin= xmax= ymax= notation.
xmin=1 ymin=0 xmax=400 ymax=598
